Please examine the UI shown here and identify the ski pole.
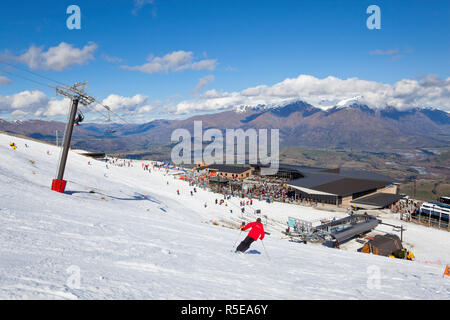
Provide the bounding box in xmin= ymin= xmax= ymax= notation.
xmin=261 ymin=240 xmax=271 ymax=261
xmin=232 ymin=230 xmax=242 ymax=250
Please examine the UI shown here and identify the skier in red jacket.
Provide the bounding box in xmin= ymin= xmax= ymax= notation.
xmin=236 ymin=218 xmax=265 ymax=253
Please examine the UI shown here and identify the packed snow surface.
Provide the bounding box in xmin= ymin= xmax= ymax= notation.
xmin=0 ymin=133 xmax=449 ymax=299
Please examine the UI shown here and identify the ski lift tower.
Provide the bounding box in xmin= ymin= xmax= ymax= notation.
xmin=51 ymin=81 xmax=95 ymax=193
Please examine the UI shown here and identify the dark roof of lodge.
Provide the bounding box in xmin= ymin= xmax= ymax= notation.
xmin=253 ymin=163 xmax=393 ymax=182
xmin=351 ymin=193 xmax=404 ymax=208
xmin=313 ymin=178 xmax=391 ymax=197
xmin=287 ymin=169 xmax=395 ymax=197
xmin=288 ymin=172 xmax=342 ymax=189
xmin=251 ymin=163 xmax=328 ymax=173
xmin=197 ymin=164 xmax=252 ymax=174
xmin=337 ymin=169 xmax=394 ymax=182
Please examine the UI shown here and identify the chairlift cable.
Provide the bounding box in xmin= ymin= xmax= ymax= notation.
xmin=0 ymin=61 xmax=131 ymax=125
xmin=0 ymin=60 xmax=69 ymax=87
xmin=0 ymin=69 xmax=57 ymax=90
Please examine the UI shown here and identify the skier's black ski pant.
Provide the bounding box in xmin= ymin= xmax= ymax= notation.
xmin=236 ymin=236 xmax=255 ymax=252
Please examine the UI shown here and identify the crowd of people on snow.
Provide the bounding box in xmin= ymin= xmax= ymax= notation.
xmin=241 ymin=182 xmax=295 ymax=203
xmin=180 ymin=170 xmax=333 ymax=208
xmin=391 ymin=198 xmax=421 ymax=215
xmin=106 ymin=157 xmax=135 ymax=168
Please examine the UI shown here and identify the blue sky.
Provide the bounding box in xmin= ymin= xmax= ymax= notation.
xmin=0 ymin=0 xmax=449 ymax=122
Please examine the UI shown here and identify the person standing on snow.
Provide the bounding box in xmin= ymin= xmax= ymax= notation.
xmin=236 ymin=218 xmax=265 ymax=253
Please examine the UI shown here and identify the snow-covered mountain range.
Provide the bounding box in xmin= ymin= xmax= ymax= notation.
xmin=1 ymin=100 xmax=449 ymax=153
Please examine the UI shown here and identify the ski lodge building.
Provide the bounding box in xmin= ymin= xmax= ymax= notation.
xmin=283 ymin=167 xmax=400 ymax=208
xmin=249 ymin=164 xmax=401 ymax=208
xmin=194 ymin=164 xmax=253 ymax=180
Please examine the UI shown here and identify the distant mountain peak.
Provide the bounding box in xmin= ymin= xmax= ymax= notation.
xmin=234 ymin=104 xmax=266 ymax=113
xmin=326 ymin=96 xmax=374 ymax=114
xmin=335 ymin=95 xmax=365 ymax=109
xmin=234 ymin=99 xmax=312 ymax=114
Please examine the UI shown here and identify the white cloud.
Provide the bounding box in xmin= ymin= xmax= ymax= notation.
xmin=97 ymin=94 xmax=149 ymax=112
xmin=10 ymin=110 xmax=28 ymax=118
xmin=12 ymin=42 xmax=98 ymax=71
xmin=0 ymin=75 xmax=11 ymax=85
xmin=370 ymin=49 xmax=399 ymax=55
xmin=137 ymin=105 xmax=153 ymax=114
xmin=93 ymin=94 xmax=154 ymax=119
xmin=225 ymin=66 xmax=238 ymax=72
xmin=191 ymin=75 xmax=215 ymax=94
xmin=370 ymin=48 xmax=412 ymax=61
xmin=0 ymin=90 xmax=48 ymax=111
xmin=173 ymin=74 xmax=450 ymax=114
xmin=0 ymin=90 xmax=72 ymax=118
xmin=0 ymin=90 xmax=50 ymax=118
xmin=2 ymin=74 xmax=448 ymax=121
xmin=0 ymin=91 xmax=156 ymax=120
xmin=121 ymin=50 xmax=217 ymax=74
xmin=103 ymin=54 xmax=123 ymax=63
xmin=44 ymin=98 xmax=71 ymax=116
xmin=132 ymin=0 xmax=155 ymax=15
xmin=189 ymin=59 xmax=217 ymax=71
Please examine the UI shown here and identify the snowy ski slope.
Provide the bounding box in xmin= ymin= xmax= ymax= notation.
xmin=0 ymin=132 xmax=449 ymax=299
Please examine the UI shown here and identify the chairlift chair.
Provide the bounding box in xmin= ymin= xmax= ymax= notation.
xmin=104 ymin=108 xmax=117 ymax=134
xmin=74 ymin=110 xmax=84 ymax=126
